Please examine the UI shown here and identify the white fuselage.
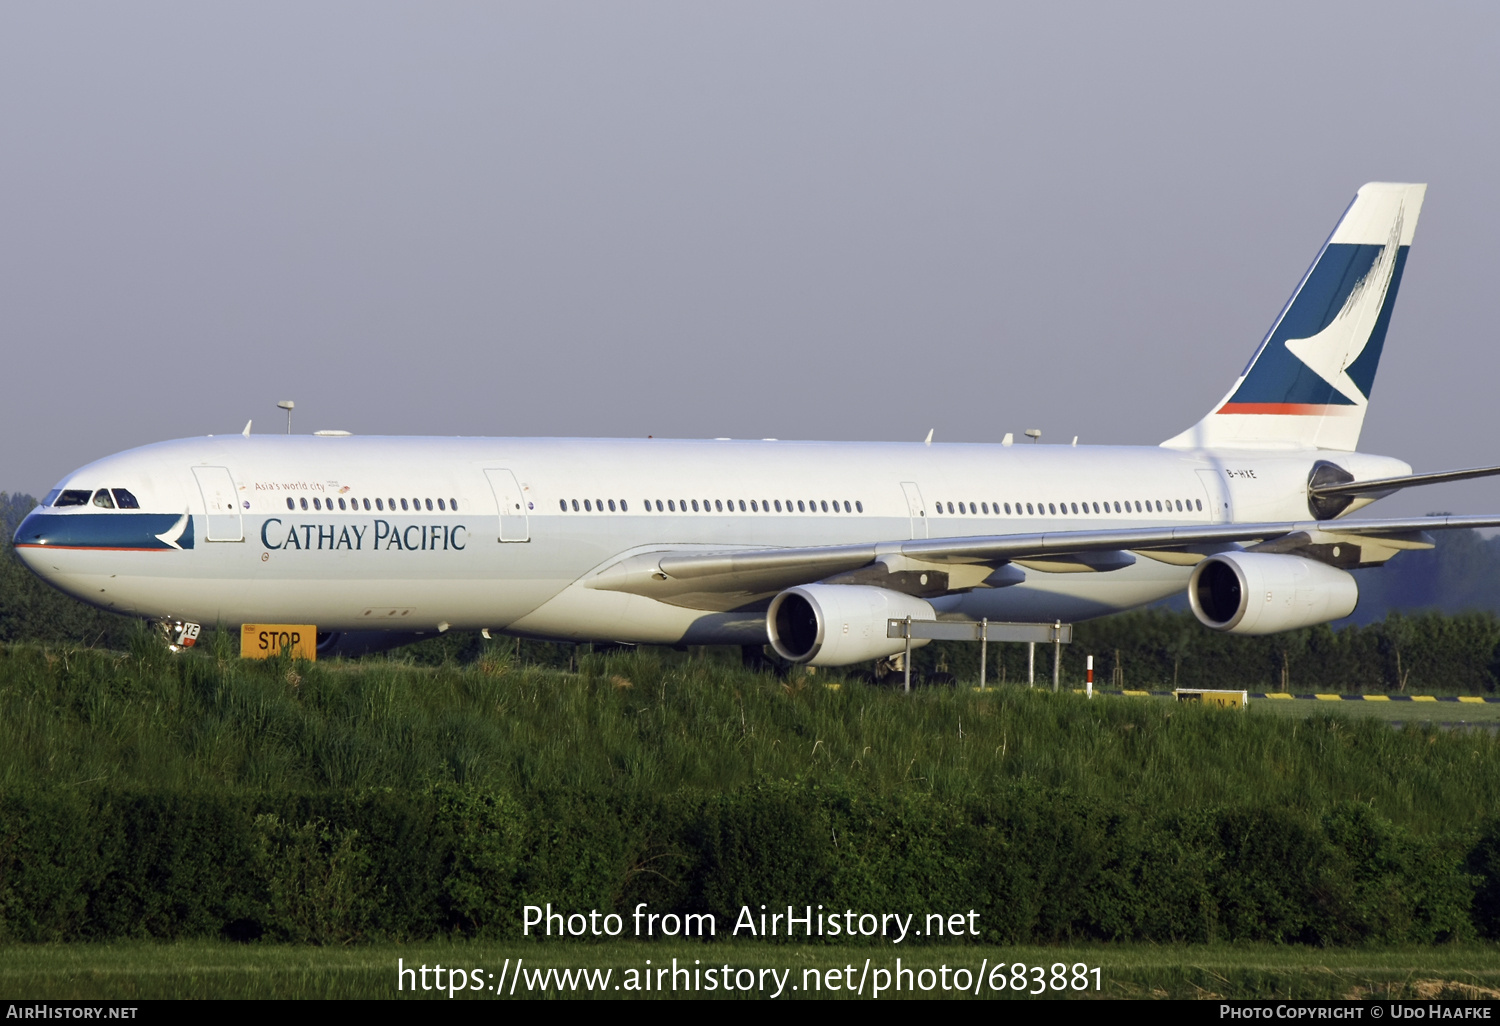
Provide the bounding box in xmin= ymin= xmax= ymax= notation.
xmin=13 ymin=435 xmax=1409 ymax=645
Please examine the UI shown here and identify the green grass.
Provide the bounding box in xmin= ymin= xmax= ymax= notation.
xmin=2 ymin=639 xmax=1499 ymax=832
xmin=3 ymin=940 xmax=1498 ymax=999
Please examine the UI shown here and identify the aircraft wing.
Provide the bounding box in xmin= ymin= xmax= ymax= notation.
xmin=584 ymin=514 xmax=1500 ymax=611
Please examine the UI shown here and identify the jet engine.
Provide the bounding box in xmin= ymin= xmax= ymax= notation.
xmin=1188 ymin=551 xmax=1358 ymax=635
xmin=766 ymin=584 xmax=936 ymax=666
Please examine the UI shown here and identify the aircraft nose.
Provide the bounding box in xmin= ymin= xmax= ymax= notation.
xmin=14 ymin=510 xmax=46 ymax=544
xmin=11 ymin=512 xmax=52 ymax=576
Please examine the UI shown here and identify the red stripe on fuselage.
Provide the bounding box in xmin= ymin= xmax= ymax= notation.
xmin=1216 ymin=403 xmax=1358 ymax=416
xmin=13 ymin=544 xmax=168 ymax=552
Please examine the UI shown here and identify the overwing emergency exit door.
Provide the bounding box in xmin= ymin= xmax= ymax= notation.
xmin=484 ymin=468 xmax=530 ymax=542
xmin=192 ymin=466 xmax=244 ymax=542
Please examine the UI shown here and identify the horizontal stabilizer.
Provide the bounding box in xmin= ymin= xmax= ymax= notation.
xmin=1310 ymin=463 xmax=1500 ymax=499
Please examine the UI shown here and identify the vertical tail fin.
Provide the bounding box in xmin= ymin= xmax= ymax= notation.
xmin=1163 ymin=182 xmax=1426 ymax=451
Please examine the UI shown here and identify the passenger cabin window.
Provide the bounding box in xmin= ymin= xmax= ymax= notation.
xmin=55 ymin=489 xmax=92 ymax=507
xmin=287 ymin=498 xmax=295 ymax=510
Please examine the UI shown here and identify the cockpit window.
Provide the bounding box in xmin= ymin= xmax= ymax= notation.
xmin=55 ymin=489 xmax=92 ymax=507
xmin=92 ymin=490 xmax=116 ymax=509
xmin=112 ymin=489 xmax=140 ymax=509
xmin=43 ymin=490 xmax=61 ymax=506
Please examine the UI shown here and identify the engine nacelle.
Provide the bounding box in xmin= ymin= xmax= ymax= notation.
xmin=1188 ymin=552 xmax=1358 ymax=635
xmin=767 ymin=585 xmax=935 ymax=666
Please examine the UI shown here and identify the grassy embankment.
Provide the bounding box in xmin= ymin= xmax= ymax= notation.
xmin=5 ymin=634 xmax=1500 ymax=1001
xmin=2 ymin=633 xmax=1498 ymax=831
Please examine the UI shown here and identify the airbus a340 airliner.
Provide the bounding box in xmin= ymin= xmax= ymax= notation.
xmin=15 ymin=183 xmax=1500 ymax=665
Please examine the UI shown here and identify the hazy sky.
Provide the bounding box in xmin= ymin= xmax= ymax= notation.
xmin=4 ymin=2 xmax=1499 ymax=520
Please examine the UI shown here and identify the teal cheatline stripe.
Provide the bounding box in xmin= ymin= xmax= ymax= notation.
xmin=13 ymin=511 xmax=193 ymax=550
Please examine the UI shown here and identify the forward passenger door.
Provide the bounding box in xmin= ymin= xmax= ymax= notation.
xmin=192 ymin=466 xmax=243 ymax=542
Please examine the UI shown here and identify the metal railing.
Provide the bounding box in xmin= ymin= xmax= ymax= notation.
xmin=886 ymin=617 xmax=1073 ymax=692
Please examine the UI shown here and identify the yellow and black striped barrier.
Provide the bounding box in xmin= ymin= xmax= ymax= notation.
xmin=1108 ymin=690 xmax=1499 ymax=703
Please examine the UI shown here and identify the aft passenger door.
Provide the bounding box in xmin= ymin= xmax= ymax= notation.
xmin=901 ymin=481 xmax=928 ymax=539
xmin=192 ymin=466 xmax=244 ymax=542
xmin=1196 ymin=469 xmax=1233 ymax=523
xmin=484 ymin=468 xmax=530 ymax=542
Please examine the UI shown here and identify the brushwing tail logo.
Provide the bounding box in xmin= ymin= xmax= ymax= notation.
xmin=155 ymin=511 xmax=191 ymax=550
xmin=1282 ymin=204 xmax=1403 ymax=406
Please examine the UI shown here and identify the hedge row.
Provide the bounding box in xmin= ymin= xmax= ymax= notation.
xmin=2 ymin=784 xmax=1496 ymax=946
xmin=912 ymin=610 xmax=1500 ymax=694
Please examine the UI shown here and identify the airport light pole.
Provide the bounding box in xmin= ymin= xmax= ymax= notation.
xmin=277 ymin=400 xmax=294 ymax=435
